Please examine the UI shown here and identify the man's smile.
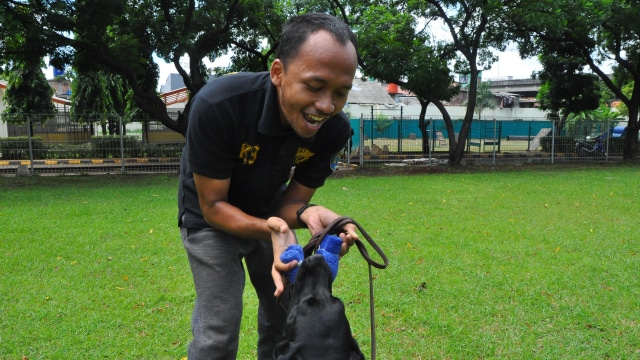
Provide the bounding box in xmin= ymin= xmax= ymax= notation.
xmin=304 ymin=112 xmax=329 ymax=129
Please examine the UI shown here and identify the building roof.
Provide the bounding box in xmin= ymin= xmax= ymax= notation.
xmin=347 ymin=80 xmax=395 ymax=105
xmin=161 ymin=87 xmax=188 ymax=106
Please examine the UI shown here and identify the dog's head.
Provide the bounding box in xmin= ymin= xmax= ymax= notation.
xmin=275 ymin=254 xmax=365 ymax=359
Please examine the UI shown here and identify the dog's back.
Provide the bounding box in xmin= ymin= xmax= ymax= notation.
xmin=275 ymin=254 xmax=365 ymax=359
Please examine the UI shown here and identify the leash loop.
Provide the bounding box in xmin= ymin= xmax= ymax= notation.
xmin=303 ymin=216 xmax=389 ymax=269
xmin=303 ymin=216 xmax=388 ymax=360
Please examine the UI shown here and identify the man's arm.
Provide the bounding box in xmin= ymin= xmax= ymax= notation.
xmin=193 ymin=173 xmax=272 ymax=240
xmin=275 ymin=179 xmax=317 ymax=227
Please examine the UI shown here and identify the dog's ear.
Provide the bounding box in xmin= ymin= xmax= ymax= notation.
xmin=350 ymin=337 xmax=366 ymax=360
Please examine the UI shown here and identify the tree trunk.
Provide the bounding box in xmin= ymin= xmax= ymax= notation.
xmin=623 ymin=106 xmax=638 ymax=160
xmin=418 ymin=100 xmax=431 ymax=155
xmin=447 ymin=69 xmax=480 ymax=166
xmin=429 ymin=100 xmax=462 ymax=165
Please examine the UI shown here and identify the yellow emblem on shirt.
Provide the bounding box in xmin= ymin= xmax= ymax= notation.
xmin=239 ymin=143 xmax=260 ymax=165
xmin=294 ymin=147 xmax=315 ymax=165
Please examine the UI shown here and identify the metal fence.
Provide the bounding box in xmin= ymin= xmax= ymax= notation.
xmin=346 ymin=114 xmax=632 ymax=167
xmin=1 ymin=113 xmax=184 ymax=176
xmin=0 ymin=112 xmax=633 ymax=176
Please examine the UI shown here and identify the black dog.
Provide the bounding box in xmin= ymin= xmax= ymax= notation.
xmin=274 ymin=254 xmax=365 ymax=359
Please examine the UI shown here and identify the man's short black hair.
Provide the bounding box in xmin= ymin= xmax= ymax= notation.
xmin=276 ymin=13 xmax=358 ymax=68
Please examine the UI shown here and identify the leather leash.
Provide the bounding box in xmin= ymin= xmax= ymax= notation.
xmin=304 ymin=217 xmax=389 ymax=360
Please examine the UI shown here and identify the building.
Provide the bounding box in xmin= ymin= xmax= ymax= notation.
xmin=160 ymin=73 xmax=186 ymax=93
xmin=344 ymin=77 xmax=549 ymax=121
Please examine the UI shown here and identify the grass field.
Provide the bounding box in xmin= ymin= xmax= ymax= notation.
xmin=1 ymin=165 xmax=639 ymax=359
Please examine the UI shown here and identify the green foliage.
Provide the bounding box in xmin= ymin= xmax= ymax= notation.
xmin=2 ymin=0 xmax=289 ymax=136
xmin=71 ymin=70 xmax=128 ymax=132
xmin=44 ymin=143 xmax=94 ymax=160
xmin=615 ymin=81 xmax=634 ymax=117
xmin=0 ymin=136 xmax=183 ymax=160
xmin=539 ymin=136 xmax=574 ymax=153
xmin=536 ymin=72 xmax=601 ymax=118
xmin=374 ymin=117 xmax=394 ymax=134
xmin=0 ymin=137 xmax=47 ymax=160
xmin=1 ymin=60 xmax=56 ymax=124
xmin=355 ymin=5 xmax=457 ymax=103
xmin=90 ymin=135 xmax=141 ymax=158
xmin=509 ymin=0 xmax=640 ymax=159
xmin=472 ymin=80 xmax=496 ymax=120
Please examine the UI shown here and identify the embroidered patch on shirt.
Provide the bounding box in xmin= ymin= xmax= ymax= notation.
xmin=239 ymin=143 xmax=260 ymax=165
xmin=294 ymin=147 xmax=315 ymax=165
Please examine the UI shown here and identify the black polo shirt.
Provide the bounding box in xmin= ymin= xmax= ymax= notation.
xmin=178 ymin=72 xmax=351 ymax=229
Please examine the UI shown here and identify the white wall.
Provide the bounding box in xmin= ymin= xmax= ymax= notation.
xmin=0 ymin=83 xmax=8 ymax=138
xmin=344 ymin=102 xmax=550 ymax=121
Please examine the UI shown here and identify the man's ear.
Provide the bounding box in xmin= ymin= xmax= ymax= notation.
xmin=271 ymin=59 xmax=284 ymax=86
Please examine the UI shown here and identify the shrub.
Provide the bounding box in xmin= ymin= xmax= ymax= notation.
xmin=47 ymin=143 xmax=93 ymax=159
xmin=606 ymin=138 xmax=624 ymax=155
xmin=540 ymin=136 xmax=575 ymax=153
xmin=141 ymin=143 xmax=183 ymax=158
xmin=90 ymin=135 xmax=141 ymax=158
xmin=0 ymin=137 xmax=47 ymax=160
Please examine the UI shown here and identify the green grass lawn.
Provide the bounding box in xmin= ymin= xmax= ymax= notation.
xmin=1 ymin=165 xmax=639 ymax=359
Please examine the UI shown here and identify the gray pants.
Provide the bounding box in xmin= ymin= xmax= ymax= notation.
xmin=181 ymin=227 xmax=287 ymax=360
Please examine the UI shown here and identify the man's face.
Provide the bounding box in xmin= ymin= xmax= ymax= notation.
xmin=270 ymin=30 xmax=358 ymax=139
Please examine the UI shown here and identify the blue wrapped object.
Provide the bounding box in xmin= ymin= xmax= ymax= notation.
xmin=316 ymin=234 xmax=342 ymax=282
xmin=280 ymin=234 xmax=342 ymax=284
xmin=280 ymin=244 xmax=304 ymax=284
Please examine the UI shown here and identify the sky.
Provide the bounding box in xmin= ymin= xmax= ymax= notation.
xmin=45 ymin=49 xmax=542 ymax=88
xmin=152 ymin=49 xmax=544 ymax=92
xmin=480 ymin=51 xmax=543 ymax=80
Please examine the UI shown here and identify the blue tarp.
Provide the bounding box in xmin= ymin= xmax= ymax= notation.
xmin=601 ymin=126 xmax=626 ymax=138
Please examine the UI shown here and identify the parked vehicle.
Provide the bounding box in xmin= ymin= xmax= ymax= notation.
xmin=575 ymin=135 xmax=607 ymax=156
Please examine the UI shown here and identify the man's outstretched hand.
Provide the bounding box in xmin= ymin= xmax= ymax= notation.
xmin=267 ymin=217 xmax=299 ymax=297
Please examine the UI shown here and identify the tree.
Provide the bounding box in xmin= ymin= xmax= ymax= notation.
xmin=2 ymin=0 xmax=280 ymax=136
xmin=535 ymin=71 xmax=601 ymax=135
xmin=1 ymin=2 xmax=56 ymax=126
xmin=71 ymin=70 xmax=127 ymax=135
xmin=1 ymin=59 xmax=56 ymax=125
xmin=470 ymin=80 xmax=495 ymax=121
xmin=417 ymin=0 xmax=508 ymax=166
xmin=509 ymin=0 xmax=640 ymax=160
xmin=354 ymin=3 xmax=459 ymax=155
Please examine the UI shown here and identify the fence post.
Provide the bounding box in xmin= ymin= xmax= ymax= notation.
xmin=551 ymin=121 xmax=556 ymax=164
xmin=428 ymin=120 xmax=433 ymax=161
xmin=527 ymin=122 xmax=532 ymax=151
xmin=492 ymin=118 xmax=497 ymax=166
xmin=26 ymin=115 xmax=35 ymax=176
xmin=605 ymin=120 xmax=610 ymax=162
xmin=359 ymin=114 xmax=364 ymax=168
xmin=370 ymin=106 xmax=374 ymax=147
xmin=119 ymin=115 xmax=126 ymax=174
xmin=396 ymin=116 xmax=402 ymax=154
xmin=397 ymin=106 xmax=403 ymax=154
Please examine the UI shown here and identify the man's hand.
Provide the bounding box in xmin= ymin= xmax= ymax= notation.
xmin=267 ymin=217 xmax=299 ymax=297
xmin=300 ymin=206 xmax=359 ymax=256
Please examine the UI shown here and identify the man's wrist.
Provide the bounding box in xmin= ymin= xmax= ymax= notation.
xmin=296 ymin=204 xmax=317 ymax=228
